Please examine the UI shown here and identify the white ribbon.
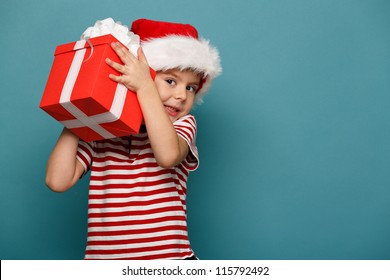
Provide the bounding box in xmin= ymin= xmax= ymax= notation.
xmin=59 ymin=40 xmax=129 ymax=139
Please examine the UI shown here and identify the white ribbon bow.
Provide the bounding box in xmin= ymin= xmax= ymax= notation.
xmin=80 ymin=17 xmax=140 ymax=55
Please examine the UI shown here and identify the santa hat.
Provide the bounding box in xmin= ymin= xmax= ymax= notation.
xmin=131 ymin=18 xmax=222 ymax=103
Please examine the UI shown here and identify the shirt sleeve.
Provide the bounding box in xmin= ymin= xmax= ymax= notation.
xmin=173 ymin=114 xmax=199 ymax=171
xmin=76 ymin=140 xmax=94 ymax=176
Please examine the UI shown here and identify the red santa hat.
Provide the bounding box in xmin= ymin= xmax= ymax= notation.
xmin=131 ymin=18 xmax=222 ymax=103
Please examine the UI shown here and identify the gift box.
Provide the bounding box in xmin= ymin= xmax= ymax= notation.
xmin=40 ymin=19 xmax=154 ymax=142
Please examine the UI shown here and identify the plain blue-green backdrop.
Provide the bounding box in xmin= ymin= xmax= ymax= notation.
xmin=0 ymin=0 xmax=389 ymax=260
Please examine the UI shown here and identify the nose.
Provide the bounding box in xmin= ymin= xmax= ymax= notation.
xmin=174 ymin=87 xmax=187 ymax=101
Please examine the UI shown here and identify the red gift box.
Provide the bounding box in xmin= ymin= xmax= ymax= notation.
xmin=40 ymin=34 xmax=154 ymax=142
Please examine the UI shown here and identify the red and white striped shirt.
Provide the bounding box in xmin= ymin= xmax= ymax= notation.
xmin=76 ymin=114 xmax=199 ymax=259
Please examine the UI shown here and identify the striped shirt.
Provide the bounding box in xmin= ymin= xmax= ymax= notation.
xmin=76 ymin=114 xmax=199 ymax=260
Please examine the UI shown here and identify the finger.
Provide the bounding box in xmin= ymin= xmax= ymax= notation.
xmin=105 ymin=57 xmax=126 ymax=73
xmin=108 ymin=73 xmax=129 ymax=86
xmin=108 ymin=74 xmax=136 ymax=92
xmin=137 ymin=47 xmax=149 ymax=65
xmin=108 ymin=73 xmax=121 ymax=82
xmin=111 ymin=42 xmax=136 ymax=64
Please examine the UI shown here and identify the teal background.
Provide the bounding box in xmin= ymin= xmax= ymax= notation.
xmin=1 ymin=0 xmax=389 ymax=260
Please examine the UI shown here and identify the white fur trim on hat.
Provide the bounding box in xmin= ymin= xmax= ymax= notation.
xmin=141 ymin=35 xmax=222 ymax=103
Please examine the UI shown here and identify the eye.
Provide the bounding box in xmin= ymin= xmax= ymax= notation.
xmin=166 ymin=79 xmax=176 ymax=86
xmin=186 ymin=85 xmax=197 ymax=93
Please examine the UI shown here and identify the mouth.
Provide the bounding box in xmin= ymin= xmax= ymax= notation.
xmin=164 ymin=105 xmax=180 ymax=117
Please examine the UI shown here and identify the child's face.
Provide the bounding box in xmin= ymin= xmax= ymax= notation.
xmin=154 ymin=69 xmax=201 ymax=122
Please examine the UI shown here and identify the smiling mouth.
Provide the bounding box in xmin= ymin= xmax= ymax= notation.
xmin=165 ymin=105 xmax=180 ymax=116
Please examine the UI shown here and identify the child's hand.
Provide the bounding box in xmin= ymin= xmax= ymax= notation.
xmin=106 ymin=42 xmax=154 ymax=93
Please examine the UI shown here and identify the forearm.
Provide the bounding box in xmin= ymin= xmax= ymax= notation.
xmin=137 ymin=83 xmax=186 ymax=167
xmin=46 ymin=128 xmax=83 ymax=192
xmin=105 ymin=44 xmax=188 ymax=167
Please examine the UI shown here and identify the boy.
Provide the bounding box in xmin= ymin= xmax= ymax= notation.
xmin=46 ymin=18 xmax=221 ymax=259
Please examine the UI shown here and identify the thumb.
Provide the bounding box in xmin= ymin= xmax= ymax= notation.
xmin=137 ymin=47 xmax=149 ymax=65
